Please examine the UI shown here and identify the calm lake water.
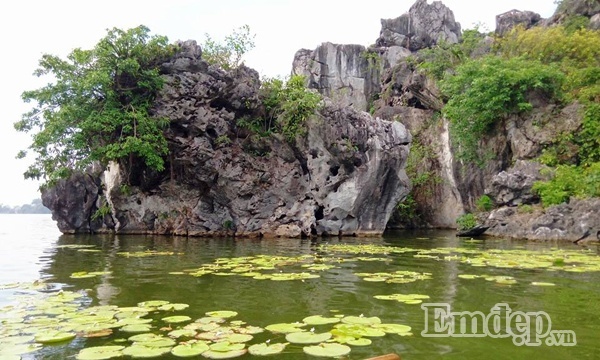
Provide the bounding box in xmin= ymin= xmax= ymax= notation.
xmin=1 ymin=214 xmax=599 ymax=360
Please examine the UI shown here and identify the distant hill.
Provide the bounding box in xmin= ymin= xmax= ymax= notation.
xmin=0 ymin=199 xmax=51 ymax=214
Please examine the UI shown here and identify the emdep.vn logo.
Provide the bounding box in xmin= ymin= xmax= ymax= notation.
xmin=421 ymin=303 xmax=576 ymax=346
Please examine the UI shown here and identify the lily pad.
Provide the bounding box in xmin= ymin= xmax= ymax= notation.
xmin=138 ymin=300 xmax=170 ymax=309
xmin=168 ymin=329 xmax=197 ymax=338
xmin=225 ymin=333 xmax=253 ymax=343
xmin=265 ymin=322 xmax=307 ymax=334
xmin=171 ymin=341 xmax=210 ymax=357
xmin=372 ymin=323 xmax=412 ymax=335
xmin=286 ymin=331 xmax=332 ymax=344
xmin=341 ymin=316 xmax=381 ymax=325
xmin=373 ymin=293 xmax=430 ymax=304
xmin=206 ymin=311 xmax=238 ymax=319
xmin=458 ymin=274 xmax=480 ymax=279
xmin=346 ymin=338 xmax=372 ymax=346
xmin=332 ymin=324 xmax=386 ymax=338
xmin=202 ymin=349 xmax=247 ymax=359
xmin=248 ymin=342 xmax=288 ymax=356
xmin=121 ymin=324 xmax=153 ymax=333
xmin=34 ymin=331 xmax=76 ymax=344
xmin=76 ymin=345 xmax=125 ymax=360
xmin=158 ymin=303 xmax=189 ymax=311
xmin=531 ymin=282 xmax=555 ymax=286
xmin=162 ymin=315 xmax=191 ymax=324
xmin=302 ymin=315 xmax=340 ymax=325
xmin=303 ymin=343 xmax=351 ymax=357
xmin=122 ymin=345 xmax=172 ymax=358
xmin=209 ymin=342 xmax=245 ymax=352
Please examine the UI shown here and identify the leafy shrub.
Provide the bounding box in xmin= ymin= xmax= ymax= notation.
xmin=533 ymin=162 xmax=600 ymax=206
xmin=476 ymin=195 xmax=494 ymax=211
xmin=15 ymin=26 xmax=175 ymax=185
xmin=518 ymin=204 xmax=534 ymax=214
xmin=258 ymin=75 xmax=322 ymax=142
xmin=201 ymin=25 xmax=255 ymax=70
xmin=456 ymin=213 xmax=477 ymax=230
xmin=441 ymin=56 xmax=564 ymax=163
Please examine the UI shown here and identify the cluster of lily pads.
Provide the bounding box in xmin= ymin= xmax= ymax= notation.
xmin=321 ymin=244 xmax=600 ymax=273
xmin=355 ymin=270 xmax=432 ymax=284
xmin=170 ymin=254 xmax=344 ymax=282
xmin=0 ymin=281 xmax=413 ymax=359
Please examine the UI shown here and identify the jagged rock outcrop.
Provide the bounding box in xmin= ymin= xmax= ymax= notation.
xmin=495 ymin=10 xmax=542 ymax=36
xmin=375 ymin=0 xmax=461 ymax=51
xmin=42 ymin=41 xmax=411 ymax=238
xmin=291 ymin=43 xmax=380 ymax=112
xmin=485 ymin=199 xmax=600 ymax=243
xmin=484 ymin=160 xmax=548 ymax=207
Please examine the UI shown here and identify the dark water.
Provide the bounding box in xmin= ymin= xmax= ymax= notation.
xmin=1 ymin=215 xmax=599 ymax=359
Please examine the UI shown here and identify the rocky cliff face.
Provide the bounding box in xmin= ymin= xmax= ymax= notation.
xmin=290 ymin=0 xmax=600 ymax=240
xmin=42 ymin=40 xmax=411 ymax=238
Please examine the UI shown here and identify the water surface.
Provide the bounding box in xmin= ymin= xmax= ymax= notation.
xmin=1 ymin=215 xmax=599 ymax=359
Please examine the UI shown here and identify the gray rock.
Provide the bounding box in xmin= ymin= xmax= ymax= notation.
xmin=484 ymin=199 xmax=600 ymax=243
xmin=42 ymin=44 xmax=412 ymax=238
xmin=590 ymin=13 xmax=600 ymax=30
xmin=495 ymin=10 xmax=541 ymax=36
xmin=41 ymin=172 xmax=102 ymax=233
xmin=291 ymin=42 xmax=380 ymax=112
xmin=485 ymin=160 xmax=548 ymax=207
xmin=375 ymin=0 xmax=461 ymax=51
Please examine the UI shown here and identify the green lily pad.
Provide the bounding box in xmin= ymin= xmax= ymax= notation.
xmin=0 ymin=344 xmax=41 ymax=356
xmin=134 ymin=337 xmax=176 ymax=348
xmin=168 ymin=329 xmax=197 ymax=338
xmin=373 ymin=293 xmax=430 ymax=304
xmin=206 ymin=311 xmax=238 ymax=319
xmin=70 ymin=271 xmax=97 ymax=279
xmin=248 ymin=342 xmax=288 ymax=356
xmin=265 ymin=322 xmax=306 ymax=333
xmin=209 ymin=342 xmax=245 ymax=352
xmin=171 ymin=341 xmax=210 ymax=357
xmin=225 ymin=333 xmax=253 ymax=343
xmin=531 ymin=282 xmax=555 ymax=286
xmin=286 ymin=331 xmax=332 ymax=344
xmin=76 ymin=345 xmax=125 ymax=360
xmin=121 ymin=324 xmax=153 ymax=333
xmin=302 ymin=315 xmax=341 ymax=325
xmin=34 ymin=331 xmax=76 ymax=344
xmin=341 ymin=316 xmax=381 ymax=325
xmin=372 ymin=323 xmax=412 ymax=334
xmin=346 ymin=338 xmax=372 ymax=346
xmin=303 ymin=343 xmax=351 ymax=357
xmin=158 ymin=303 xmax=189 ymax=311
xmin=332 ymin=324 xmax=386 ymax=338
xmin=162 ymin=315 xmax=191 ymax=324
xmin=128 ymin=333 xmax=163 ymax=342
xmin=122 ymin=345 xmax=172 ymax=358
xmin=458 ymin=274 xmax=480 ymax=279
xmin=202 ymin=349 xmax=247 ymax=359
xmin=138 ymin=300 xmax=170 ymax=309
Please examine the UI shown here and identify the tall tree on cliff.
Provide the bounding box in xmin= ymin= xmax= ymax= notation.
xmin=15 ymin=25 xmax=176 ymax=186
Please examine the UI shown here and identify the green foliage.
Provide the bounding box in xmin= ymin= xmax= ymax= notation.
xmin=215 ymin=135 xmax=232 ymax=146
xmin=563 ymin=15 xmax=591 ymax=34
xmin=418 ymin=28 xmax=486 ymax=80
xmin=517 ymin=204 xmax=534 ymax=214
xmin=201 ymin=25 xmax=255 ymax=70
xmin=395 ymin=195 xmax=419 ymax=223
xmin=222 ymin=220 xmax=234 ymax=230
xmin=15 ymin=25 xmax=175 ymax=185
xmin=456 ymin=213 xmax=477 ymax=231
xmin=258 ymin=75 xmax=322 ymax=142
xmin=440 ymin=55 xmax=564 ymax=163
xmin=119 ymin=184 xmax=131 ymax=196
xmin=578 ymin=104 xmax=600 ymax=166
xmin=533 ymin=162 xmax=600 ymax=206
xmin=92 ymin=203 xmax=111 ymax=221
xmin=476 ymin=195 xmax=494 ymax=212
xmin=360 ymin=50 xmax=381 ymax=71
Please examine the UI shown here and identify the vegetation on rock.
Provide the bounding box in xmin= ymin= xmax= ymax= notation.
xmin=15 ymin=26 xmax=176 ymax=186
xmin=201 ymin=25 xmax=255 ymax=70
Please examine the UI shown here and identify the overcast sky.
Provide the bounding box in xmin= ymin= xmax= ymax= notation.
xmin=0 ymin=0 xmax=557 ymax=206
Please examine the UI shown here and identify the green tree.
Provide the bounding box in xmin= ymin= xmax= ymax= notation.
xmin=202 ymin=25 xmax=255 ymax=70
xmin=15 ymin=25 xmax=175 ymax=185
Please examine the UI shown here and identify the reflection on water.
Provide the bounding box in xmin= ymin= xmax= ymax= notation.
xmin=1 ymin=215 xmax=600 ymax=359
